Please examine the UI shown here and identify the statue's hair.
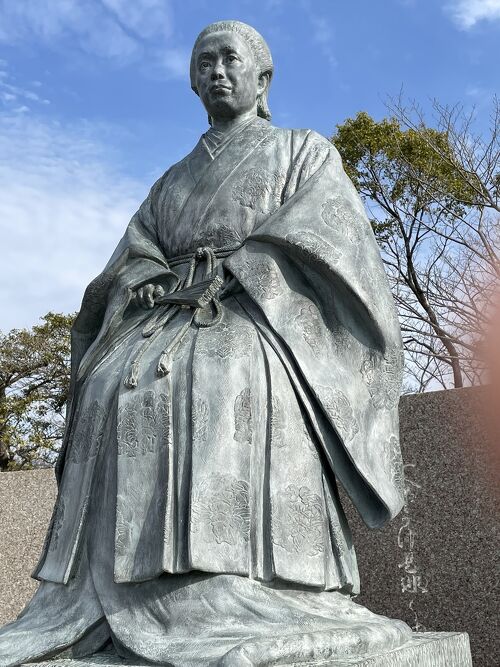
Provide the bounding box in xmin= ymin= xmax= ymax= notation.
xmin=190 ymin=20 xmax=273 ymax=121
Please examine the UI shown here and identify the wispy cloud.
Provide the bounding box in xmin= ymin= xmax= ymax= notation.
xmin=298 ymin=2 xmax=337 ymax=70
xmin=445 ymin=0 xmax=500 ymax=29
xmin=264 ymin=0 xmax=286 ymax=10
xmin=100 ymin=0 xmax=173 ymax=40
xmin=0 ymin=0 xmax=185 ymax=78
xmin=154 ymin=47 xmax=190 ymax=80
xmin=0 ymin=109 xmax=148 ymax=330
xmin=0 ymin=61 xmax=50 ymax=112
xmin=309 ymin=15 xmax=337 ymax=69
xmin=465 ymin=84 xmax=485 ymax=96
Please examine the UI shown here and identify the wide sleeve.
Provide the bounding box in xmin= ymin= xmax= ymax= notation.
xmin=224 ymin=130 xmax=405 ymax=528
xmin=55 ymin=175 xmax=178 ymax=483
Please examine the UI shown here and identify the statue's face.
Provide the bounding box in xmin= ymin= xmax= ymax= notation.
xmin=194 ymin=31 xmax=264 ymax=122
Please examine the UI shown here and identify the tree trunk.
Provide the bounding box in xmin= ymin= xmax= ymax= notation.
xmin=0 ymin=385 xmax=11 ymax=470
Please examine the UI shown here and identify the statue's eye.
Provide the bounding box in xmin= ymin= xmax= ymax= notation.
xmin=200 ymin=61 xmax=211 ymax=70
xmin=226 ymin=54 xmax=238 ymax=63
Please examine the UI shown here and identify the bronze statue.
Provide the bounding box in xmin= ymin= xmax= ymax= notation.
xmin=0 ymin=21 xmax=411 ymax=666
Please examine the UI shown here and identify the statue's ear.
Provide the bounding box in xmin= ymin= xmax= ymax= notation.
xmin=257 ymin=72 xmax=272 ymax=121
xmin=258 ymin=71 xmax=270 ymax=96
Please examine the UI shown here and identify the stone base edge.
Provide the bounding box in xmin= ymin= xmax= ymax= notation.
xmin=23 ymin=631 xmax=473 ymax=667
xmin=317 ymin=632 xmax=473 ymax=667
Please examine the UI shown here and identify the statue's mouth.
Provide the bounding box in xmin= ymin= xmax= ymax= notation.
xmin=211 ymin=85 xmax=232 ymax=94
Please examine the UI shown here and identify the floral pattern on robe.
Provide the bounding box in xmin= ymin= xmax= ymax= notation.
xmin=34 ymin=117 xmax=404 ymax=593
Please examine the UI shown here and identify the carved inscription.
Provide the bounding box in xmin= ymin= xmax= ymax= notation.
xmin=397 ymin=463 xmax=429 ymax=631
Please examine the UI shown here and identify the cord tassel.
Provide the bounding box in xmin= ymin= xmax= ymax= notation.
xmin=123 ymin=360 xmax=140 ymax=388
xmin=157 ymin=351 xmax=171 ymax=377
xmin=157 ymin=317 xmax=194 ymax=377
xmin=126 ymin=246 xmax=224 ymax=387
xmin=142 ymin=304 xmax=179 ymax=338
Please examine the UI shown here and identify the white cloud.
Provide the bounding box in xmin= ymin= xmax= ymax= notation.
xmin=446 ymin=0 xmax=500 ymax=29
xmin=0 ymin=110 xmax=149 ymax=331
xmin=265 ymin=0 xmax=286 ymax=10
xmin=156 ymin=47 xmax=190 ymax=80
xmin=298 ymin=2 xmax=337 ymax=70
xmin=0 ymin=65 xmax=50 ymax=109
xmin=309 ymin=16 xmax=337 ymax=68
xmin=100 ymin=0 xmax=173 ymax=40
xmin=0 ymin=0 xmax=183 ymax=78
xmin=466 ymin=85 xmax=481 ymax=96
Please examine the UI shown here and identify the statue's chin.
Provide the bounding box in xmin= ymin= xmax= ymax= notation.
xmin=207 ymin=103 xmax=236 ymax=120
xmin=206 ymin=97 xmax=256 ymax=124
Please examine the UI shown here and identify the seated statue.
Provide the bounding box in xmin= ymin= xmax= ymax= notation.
xmin=0 ymin=20 xmax=411 ymax=666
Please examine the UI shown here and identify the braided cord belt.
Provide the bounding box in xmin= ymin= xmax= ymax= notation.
xmin=123 ymin=246 xmax=227 ymax=389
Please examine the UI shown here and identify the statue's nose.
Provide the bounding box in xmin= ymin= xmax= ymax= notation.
xmin=211 ymin=64 xmax=225 ymax=80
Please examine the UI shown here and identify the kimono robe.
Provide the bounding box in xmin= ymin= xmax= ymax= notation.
xmin=0 ymin=117 xmax=410 ymax=666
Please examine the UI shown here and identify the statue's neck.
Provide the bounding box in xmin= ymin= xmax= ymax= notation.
xmin=210 ymin=109 xmax=258 ymax=134
xmin=204 ymin=111 xmax=258 ymax=158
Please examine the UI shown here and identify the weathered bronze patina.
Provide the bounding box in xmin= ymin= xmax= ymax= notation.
xmin=0 ymin=21 xmax=414 ymax=666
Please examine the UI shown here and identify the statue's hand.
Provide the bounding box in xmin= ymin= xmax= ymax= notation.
xmin=135 ymin=284 xmax=165 ymax=309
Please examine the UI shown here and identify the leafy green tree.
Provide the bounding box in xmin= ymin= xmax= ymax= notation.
xmin=332 ymin=101 xmax=499 ymax=390
xmin=0 ymin=313 xmax=74 ymax=470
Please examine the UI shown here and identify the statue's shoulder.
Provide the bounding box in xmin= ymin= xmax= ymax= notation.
xmin=163 ymin=152 xmax=193 ymax=178
xmin=143 ymin=157 xmax=186 ymax=206
xmin=295 ymin=128 xmax=333 ymax=149
xmin=273 ymin=127 xmax=342 ymax=172
xmin=148 ymin=150 xmax=194 ymax=195
xmin=270 ymin=125 xmax=336 ymax=154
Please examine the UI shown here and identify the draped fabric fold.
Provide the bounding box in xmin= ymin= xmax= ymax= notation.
xmin=32 ymin=118 xmax=405 ymax=590
xmin=224 ymin=144 xmax=405 ymax=527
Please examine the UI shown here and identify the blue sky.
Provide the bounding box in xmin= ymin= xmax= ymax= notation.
xmin=1 ymin=0 xmax=499 ymax=330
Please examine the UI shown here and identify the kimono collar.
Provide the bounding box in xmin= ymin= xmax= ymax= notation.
xmin=202 ymin=117 xmax=255 ymax=159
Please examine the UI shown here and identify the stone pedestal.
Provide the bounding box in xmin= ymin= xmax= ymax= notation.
xmin=324 ymin=632 xmax=472 ymax=666
xmin=23 ymin=632 xmax=472 ymax=667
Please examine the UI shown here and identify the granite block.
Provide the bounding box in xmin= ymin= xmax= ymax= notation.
xmin=343 ymin=386 xmax=499 ymax=667
xmin=0 ymin=469 xmax=56 ymax=625
xmin=1 ymin=388 xmax=497 ymax=665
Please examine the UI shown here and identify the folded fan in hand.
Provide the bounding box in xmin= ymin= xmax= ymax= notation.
xmin=156 ymin=276 xmax=224 ymax=308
